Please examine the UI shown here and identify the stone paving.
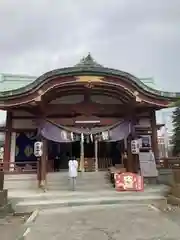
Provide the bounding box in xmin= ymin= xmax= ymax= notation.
xmin=26 ymin=204 xmax=180 ymax=240
xmin=0 ymin=214 xmax=27 ymax=240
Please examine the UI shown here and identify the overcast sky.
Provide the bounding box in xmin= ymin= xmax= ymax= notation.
xmin=0 ymin=0 xmax=180 ymax=123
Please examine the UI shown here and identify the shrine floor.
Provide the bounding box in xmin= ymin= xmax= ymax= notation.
xmin=26 ymin=204 xmax=180 ymax=240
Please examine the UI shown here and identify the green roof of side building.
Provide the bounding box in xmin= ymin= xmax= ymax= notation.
xmin=0 ymin=74 xmax=37 ymax=91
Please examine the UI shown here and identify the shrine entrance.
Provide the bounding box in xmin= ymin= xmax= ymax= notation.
xmin=48 ymin=141 xmax=81 ymax=172
xmin=47 ymin=136 xmax=125 ymax=172
xmin=42 ymin=116 xmax=130 ymax=172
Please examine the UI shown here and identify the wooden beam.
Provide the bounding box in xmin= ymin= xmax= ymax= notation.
xmin=42 ymin=86 xmax=131 ymax=104
xmin=11 ymin=113 xmax=80 ymax=119
xmin=42 ymin=102 xmax=139 ymax=116
xmin=150 ymin=109 xmax=159 ymax=159
xmin=11 ymin=103 xmax=153 ymax=120
xmin=48 ymin=117 xmax=120 ymax=126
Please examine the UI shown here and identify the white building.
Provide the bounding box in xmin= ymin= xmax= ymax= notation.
xmin=156 ymin=108 xmax=174 ymax=157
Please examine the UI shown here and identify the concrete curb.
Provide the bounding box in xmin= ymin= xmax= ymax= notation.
xmin=16 ymin=209 xmax=39 ymax=240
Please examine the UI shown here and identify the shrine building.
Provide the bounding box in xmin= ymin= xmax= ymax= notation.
xmin=0 ymin=54 xmax=179 ymax=177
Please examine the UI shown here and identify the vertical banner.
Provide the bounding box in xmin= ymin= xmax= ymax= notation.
xmin=114 ymin=172 xmax=144 ymax=191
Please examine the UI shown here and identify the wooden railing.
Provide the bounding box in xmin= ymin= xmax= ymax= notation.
xmin=4 ymin=157 xmax=179 ymax=173
xmin=98 ymin=158 xmax=112 ymax=170
xmin=157 ymin=157 xmax=180 ymax=169
xmin=0 ymin=161 xmax=38 ymax=174
xmin=0 ymin=159 xmax=55 ymax=174
xmin=78 ymin=158 xmax=113 ymax=171
xmin=0 ymin=158 xmax=113 ymax=174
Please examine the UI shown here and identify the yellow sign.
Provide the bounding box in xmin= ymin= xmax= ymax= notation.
xmin=76 ymin=76 xmax=103 ymax=83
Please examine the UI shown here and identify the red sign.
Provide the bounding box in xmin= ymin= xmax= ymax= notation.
xmin=114 ymin=172 xmax=144 ymax=192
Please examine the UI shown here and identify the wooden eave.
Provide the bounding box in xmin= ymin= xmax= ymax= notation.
xmin=0 ymin=74 xmax=175 ymax=109
xmin=0 ymin=54 xmax=178 ymax=108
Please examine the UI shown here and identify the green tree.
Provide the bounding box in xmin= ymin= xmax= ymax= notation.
xmin=172 ymin=105 xmax=180 ymax=156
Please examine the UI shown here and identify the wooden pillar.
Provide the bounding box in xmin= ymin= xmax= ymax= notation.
xmin=150 ymin=109 xmax=159 ymax=160
xmin=94 ymin=139 xmax=98 ymax=172
xmin=40 ymin=138 xmax=47 ymax=189
xmin=80 ymin=134 xmax=84 ymax=172
xmin=9 ymin=132 xmax=16 ymax=172
xmin=127 ymin=135 xmax=133 ymax=172
xmin=3 ymin=111 xmax=12 ymax=170
xmin=126 ymin=113 xmax=136 ymax=173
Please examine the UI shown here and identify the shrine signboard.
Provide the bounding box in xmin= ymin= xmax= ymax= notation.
xmin=131 ymin=140 xmax=140 ymax=154
xmin=114 ymin=172 xmax=144 ymax=192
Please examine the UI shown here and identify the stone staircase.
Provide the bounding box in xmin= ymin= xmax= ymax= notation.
xmin=47 ymin=171 xmax=113 ymax=191
xmin=4 ymin=172 xmax=169 ymax=214
xmin=4 ymin=172 xmax=112 ymax=191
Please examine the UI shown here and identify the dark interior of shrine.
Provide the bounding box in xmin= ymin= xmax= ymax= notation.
xmin=14 ymin=131 xmax=126 ymax=171
xmin=48 ymin=140 xmax=125 ymax=170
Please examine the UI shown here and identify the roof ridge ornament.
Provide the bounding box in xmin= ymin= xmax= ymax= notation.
xmin=74 ymin=53 xmax=103 ymax=68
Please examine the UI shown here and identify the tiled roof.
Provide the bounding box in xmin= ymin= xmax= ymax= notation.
xmin=0 ymin=54 xmax=177 ymax=99
xmin=0 ymin=73 xmax=157 ymax=92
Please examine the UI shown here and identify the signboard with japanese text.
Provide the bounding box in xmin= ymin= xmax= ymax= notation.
xmin=131 ymin=140 xmax=139 ymax=154
xmin=114 ymin=172 xmax=144 ymax=192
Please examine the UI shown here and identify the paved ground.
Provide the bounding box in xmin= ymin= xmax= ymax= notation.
xmin=0 ymin=214 xmax=26 ymax=240
xmin=161 ymin=205 xmax=180 ymax=226
xmin=26 ymin=204 xmax=180 ymax=240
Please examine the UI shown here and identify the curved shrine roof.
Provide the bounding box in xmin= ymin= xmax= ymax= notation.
xmin=0 ymin=53 xmax=178 ymax=101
